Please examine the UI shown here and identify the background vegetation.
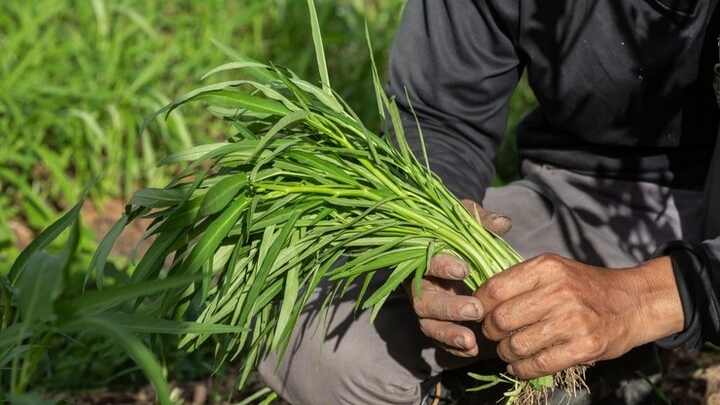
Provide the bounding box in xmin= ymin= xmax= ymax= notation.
xmin=0 ymin=0 xmax=536 ymax=403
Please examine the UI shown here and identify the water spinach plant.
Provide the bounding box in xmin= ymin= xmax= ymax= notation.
xmin=94 ymin=1 xmax=587 ymax=403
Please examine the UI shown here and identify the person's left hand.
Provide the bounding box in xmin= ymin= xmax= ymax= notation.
xmin=405 ymin=199 xmax=511 ymax=358
xmin=473 ymin=254 xmax=684 ymax=379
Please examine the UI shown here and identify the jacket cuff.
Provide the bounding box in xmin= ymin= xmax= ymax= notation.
xmin=652 ymin=240 xmax=716 ymax=350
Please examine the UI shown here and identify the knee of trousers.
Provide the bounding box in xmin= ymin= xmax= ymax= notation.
xmin=256 ymin=333 xmax=423 ymax=405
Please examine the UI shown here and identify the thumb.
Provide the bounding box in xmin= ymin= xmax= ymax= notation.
xmin=460 ymin=199 xmax=512 ymax=236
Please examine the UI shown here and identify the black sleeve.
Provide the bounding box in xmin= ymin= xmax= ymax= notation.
xmin=385 ymin=0 xmax=522 ymax=202
xmin=654 ymin=237 xmax=720 ymax=349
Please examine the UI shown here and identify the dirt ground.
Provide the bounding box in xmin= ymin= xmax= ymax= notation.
xmin=14 ymin=199 xmax=720 ymax=404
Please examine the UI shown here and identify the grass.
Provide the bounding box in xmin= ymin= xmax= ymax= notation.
xmin=0 ymin=0 xmax=410 ymax=271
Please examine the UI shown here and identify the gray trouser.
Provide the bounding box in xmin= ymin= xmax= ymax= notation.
xmin=258 ymin=161 xmax=704 ymax=405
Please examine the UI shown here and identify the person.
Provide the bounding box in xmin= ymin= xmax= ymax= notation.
xmin=258 ymin=0 xmax=720 ymax=404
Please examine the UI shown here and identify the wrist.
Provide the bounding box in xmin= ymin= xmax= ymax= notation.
xmin=630 ymin=256 xmax=685 ymax=344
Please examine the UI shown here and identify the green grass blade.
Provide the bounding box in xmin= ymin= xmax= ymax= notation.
xmin=306 ymin=0 xmax=331 ymax=95
xmin=58 ymin=274 xmax=203 ymax=318
xmin=149 ymin=198 xmax=203 ymax=233
xmin=195 ymin=89 xmax=292 ymax=116
xmin=238 ymin=209 xmax=303 ymax=335
xmin=87 ymin=207 xmax=131 ymax=289
xmin=16 ymin=252 xmax=63 ymax=324
xmin=272 ymin=262 xmax=300 ymax=349
xmin=0 ymin=323 xmax=33 ymax=353
xmin=8 ymin=201 xmax=83 ymax=284
xmin=156 ymin=142 xmax=231 ymax=166
xmin=100 ymin=313 xmax=246 ymax=334
xmin=129 ymin=229 xmax=185 ymax=283
xmin=128 ymin=188 xmax=189 ymax=208
xmin=198 ymin=173 xmax=248 ymax=217
xmin=359 ymin=249 xmax=427 ymax=310
xmin=64 ymin=316 xmax=171 ymax=405
xmin=175 ymin=195 xmax=248 ymax=277
xmin=203 ymin=45 xmax=278 ymax=83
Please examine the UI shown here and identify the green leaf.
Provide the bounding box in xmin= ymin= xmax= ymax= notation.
xmin=237 ymin=209 xmax=303 ymax=329
xmin=64 ymin=316 xmax=171 ymax=405
xmin=306 ymin=0 xmax=331 ymax=94
xmin=466 ymin=373 xmax=507 ymax=392
xmin=153 ymin=198 xmax=203 ymax=232
xmin=58 ymin=274 xmax=202 ymax=318
xmin=100 ymin=313 xmax=246 ymax=334
xmin=88 ymin=212 xmax=129 ymax=289
xmin=529 ymin=375 xmax=554 ymax=390
xmin=292 ymin=79 xmax=342 ymax=113
xmin=362 ymin=251 xmax=426 ymax=313
xmin=272 ymin=262 xmax=299 ymax=349
xmin=129 ymin=229 xmax=185 ymax=283
xmin=129 ymin=188 xmax=189 ymax=208
xmin=248 ymin=110 xmax=310 ymax=181
xmin=8 ymin=201 xmax=82 ymax=284
xmin=196 ymin=89 xmax=291 ymax=116
xmin=199 ymin=173 xmax=247 ymax=217
xmin=176 ymin=195 xmax=249 ymax=277
xmin=156 ymin=142 xmax=230 ymax=166
xmin=235 ymin=387 xmax=277 ymax=405
xmin=16 ymin=252 xmax=64 ymax=324
xmin=201 ymin=59 xmax=277 ymax=83
xmin=0 ymin=345 xmax=32 ymax=373
xmin=0 ymin=323 xmax=33 ymax=353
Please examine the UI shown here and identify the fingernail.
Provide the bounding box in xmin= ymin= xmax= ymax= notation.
xmin=460 ymin=303 xmax=480 ymax=318
xmin=507 ymin=364 xmax=515 ymax=375
xmin=454 ymin=336 xmax=467 ymax=349
xmin=449 ymin=262 xmax=468 ymax=279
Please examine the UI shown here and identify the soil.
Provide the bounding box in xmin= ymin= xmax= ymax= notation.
xmin=661 ymin=347 xmax=720 ymax=405
xmin=13 ymin=199 xmax=720 ymax=404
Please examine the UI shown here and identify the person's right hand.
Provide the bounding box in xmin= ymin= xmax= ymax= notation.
xmin=405 ymin=199 xmax=511 ymax=358
xmin=474 ymin=254 xmax=684 ymax=379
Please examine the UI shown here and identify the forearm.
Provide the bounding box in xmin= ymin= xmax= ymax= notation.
xmin=386 ymin=0 xmax=521 ymax=202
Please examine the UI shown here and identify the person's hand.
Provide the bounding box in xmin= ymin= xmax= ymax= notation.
xmin=473 ymin=254 xmax=685 ymax=379
xmin=405 ymin=199 xmax=511 ymax=358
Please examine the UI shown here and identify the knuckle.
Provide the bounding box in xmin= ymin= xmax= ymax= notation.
xmin=553 ymin=283 xmax=577 ymax=302
xmin=429 ymin=254 xmax=466 ymax=279
xmin=418 ymin=319 xmax=440 ymax=340
xmin=483 ymin=276 xmax=505 ymax=301
xmin=480 ymin=321 xmax=496 ymax=340
xmin=530 ymin=353 xmax=556 ymax=375
xmin=488 ymin=307 xmax=513 ymax=332
xmin=496 ymin=345 xmax=512 ymax=363
xmin=538 ymin=252 xmax=563 ymax=263
xmin=533 ymin=253 xmax=565 ymax=273
xmin=507 ymin=334 xmax=530 ymax=357
xmin=580 ymin=335 xmax=607 ymax=358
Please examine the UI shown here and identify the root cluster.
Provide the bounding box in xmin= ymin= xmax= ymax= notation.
xmin=513 ymin=365 xmax=590 ymax=405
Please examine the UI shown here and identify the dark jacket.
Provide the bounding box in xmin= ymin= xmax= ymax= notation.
xmin=386 ymin=0 xmax=720 ymax=349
